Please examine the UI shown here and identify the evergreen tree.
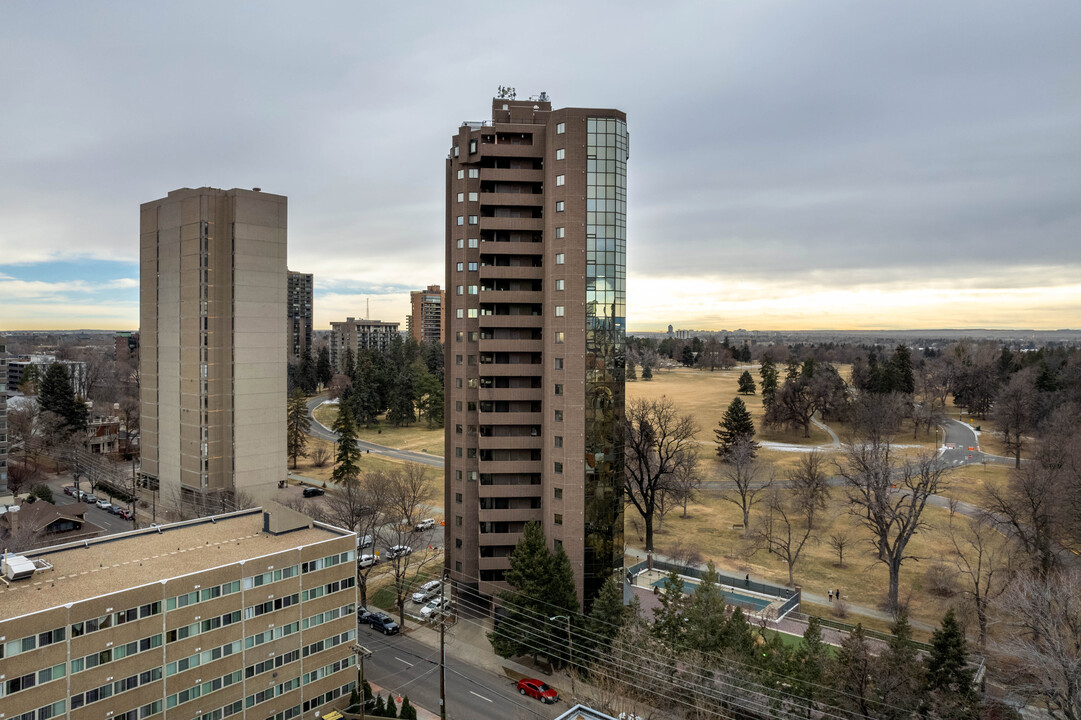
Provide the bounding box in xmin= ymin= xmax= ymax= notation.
xmin=398 ymin=696 xmax=417 ymax=720
xmin=351 ymin=351 xmax=382 ymax=428
xmin=372 ymin=695 xmax=385 ymax=716
xmin=760 ymin=355 xmax=778 ymax=409
xmin=721 ymin=606 xmax=757 ymax=659
xmin=626 ymin=359 xmax=637 ymax=381
xmin=652 ymin=570 xmax=687 ymax=650
xmin=421 ymin=341 xmax=445 ymax=385
xmin=384 ymin=693 xmax=398 ymax=717
xmin=737 ymin=370 xmax=756 ymax=394
xmin=715 ymin=397 xmax=757 ymax=459
xmin=924 ymin=608 xmax=978 ymax=719
xmin=363 ymin=679 xmax=373 ymax=701
xmin=877 ymin=613 xmax=924 ymax=720
xmin=18 ymin=363 xmax=41 ymax=395
xmin=316 ymin=346 xmax=333 ymax=387
xmin=889 ymin=344 xmax=915 ymax=395
xmin=832 ymin=623 xmax=877 ymax=719
xmin=331 ymin=405 xmax=361 ymax=484
xmin=286 ymin=389 xmax=310 ymax=469
xmin=415 ymin=366 xmax=444 ymax=429
xmin=680 ymin=345 xmax=695 ymax=367
xmin=39 ymin=362 xmax=87 ymax=434
xmin=641 ymin=363 xmax=653 ymax=381
xmin=341 ymin=346 xmax=356 ymax=378
xmin=791 ymin=617 xmax=830 ymax=715
xmin=386 ymin=364 xmax=417 ymax=427
xmin=685 ymin=562 xmax=727 ymax=655
xmin=586 ymin=572 xmax=627 ymax=654
xmin=349 ymin=687 xmax=359 ymax=710
xmin=298 ymin=348 xmax=318 ymax=394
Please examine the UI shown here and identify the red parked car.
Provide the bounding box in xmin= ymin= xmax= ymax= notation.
xmin=516 ymin=678 xmax=558 ymax=704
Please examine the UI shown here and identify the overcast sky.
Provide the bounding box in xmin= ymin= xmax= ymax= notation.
xmin=2 ymin=1 xmax=1079 ymax=332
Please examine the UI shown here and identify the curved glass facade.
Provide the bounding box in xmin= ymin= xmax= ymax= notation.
xmin=582 ymin=117 xmax=627 ymax=603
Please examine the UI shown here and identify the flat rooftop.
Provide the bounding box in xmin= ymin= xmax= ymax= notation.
xmin=0 ymin=509 xmax=351 ymax=620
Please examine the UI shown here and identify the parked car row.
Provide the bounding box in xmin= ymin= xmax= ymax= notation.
xmin=63 ymin=486 xmax=133 ymax=519
xmin=357 ymin=607 xmax=400 ymax=635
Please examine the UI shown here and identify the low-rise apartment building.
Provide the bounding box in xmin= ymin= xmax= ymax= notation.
xmin=0 ymin=505 xmax=358 ymax=720
xmin=328 ymin=318 xmax=400 ymax=371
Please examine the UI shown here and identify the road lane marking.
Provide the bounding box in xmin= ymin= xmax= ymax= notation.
xmin=469 ymin=691 xmax=493 ymax=703
xmin=395 ymin=657 xmax=414 ymax=667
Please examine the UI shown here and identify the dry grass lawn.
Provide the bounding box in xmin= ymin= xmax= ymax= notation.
xmin=290 ymin=435 xmax=427 ymax=483
xmin=312 ymin=401 xmax=445 ymax=457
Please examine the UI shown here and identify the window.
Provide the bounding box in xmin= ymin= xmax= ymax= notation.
xmin=554 ymin=410 xmax=563 ymax=422
xmin=468 ymin=285 xmax=478 ymax=294
xmin=468 ymin=168 xmax=479 ymax=178
xmin=555 ymin=279 xmax=564 ymax=291
xmin=455 ymin=355 xmax=463 ymax=365
xmin=457 ymin=169 xmax=464 ymax=180
xmin=455 ymin=493 xmax=462 ymax=504
xmin=455 ymin=539 xmax=462 ymax=548
xmin=555 ymin=305 xmax=564 ymax=317
xmin=467 ymin=308 xmax=478 ymax=318
xmin=468 ymin=192 xmax=478 ymax=201
xmin=456 ymin=515 xmax=463 ymax=526
xmin=556 ymin=148 xmax=565 ymax=160
xmin=468 ymin=215 xmax=478 ymax=225
xmin=556 ymin=122 xmax=565 ymax=134
xmin=469 ymin=139 xmax=477 ymax=153
xmin=457 ymin=331 xmax=464 ymax=342
xmin=455 ymin=447 xmax=462 ymax=458
xmin=554 ymin=436 xmax=563 ymax=448
xmin=455 ymin=378 xmax=462 ymax=388
xmin=456 ymin=216 xmax=464 ymax=226
xmin=554 ymin=384 xmax=563 ymax=395
xmin=457 ymin=192 xmax=464 ymax=202
xmin=555 ymin=253 xmax=564 ymax=264
xmin=456 ymin=470 xmax=462 ymax=480
xmin=454 ymin=145 xmax=459 ymax=157
xmin=554 ymin=462 xmax=563 ymax=474
xmin=556 ymin=227 xmax=565 ymax=238
xmin=456 ymin=561 xmax=462 ymax=571
xmin=467 ymin=447 xmax=477 ymax=458
xmin=455 ymin=401 xmax=462 ymax=411
xmin=455 ymin=424 xmax=462 ymax=434
xmin=556 ymin=200 xmax=564 ymax=212
xmin=554 ymin=488 xmax=563 ymax=500
xmin=456 ymin=285 xmax=464 ymax=295
xmin=468 ymin=261 xmax=478 ymax=271
xmin=554 ymin=357 xmax=563 ymax=369
xmin=555 ymin=175 xmax=565 ymax=186
xmin=456 ymin=262 xmax=463 ymax=272
xmin=554 ymin=513 xmax=563 ymax=524
xmin=555 ymin=331 xmax=564 ymax=343
xmin=456 ymin=309 xmax=464 ymax=319
xmin=457 ymin=238 xmax=464 ymax=249
xmin=468 ymin=238 xmax=479 ymax=248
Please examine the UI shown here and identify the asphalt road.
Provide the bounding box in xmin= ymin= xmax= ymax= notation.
xmin=306 ymin=396 xmax=444 ymax=469
xmin=939 ymin=418 xmax=1012 ymax=467
xmin=50 ymin=483 xmax=137 ymax=534
xmin=357 ymin=622 xmax=556 ymax=720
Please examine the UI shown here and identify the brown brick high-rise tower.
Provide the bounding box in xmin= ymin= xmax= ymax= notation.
xmin=445 ymin=93 xmax=627 ymax=609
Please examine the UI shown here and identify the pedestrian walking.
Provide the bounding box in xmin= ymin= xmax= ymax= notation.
xmin=745 ymin=574 xmax=749 ymax=587
xmin=828 ymin=590 xmax=833 ymax=602
xmin=835 ymin=588 xmax=840 ymax=600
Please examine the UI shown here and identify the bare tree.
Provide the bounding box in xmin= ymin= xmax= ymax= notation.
xmin=828 ymin=531 xmax=851 ymax=568
xmin=718 ymin=438 xmax=772 ymax=535
xmin=787 ymin=449 xmax=831 ymax=529
xmin=994 ymin=368 xmax=1040 ymax=468
xmin=839 ymin=443 xmax=950 ymax=611
xmin=753 ymin=487 xmax=815 ymax=586
xmin=379 ymin=464 xmax=441 ymax=628
xmin=310 ymin=444 xmax=331 ymax=468
xmin=985 ymin=460 xmax=1062 ymax=580
xmin=848 ymin=392 xmax=907 ymax=445
xmin=994 ymin=567 xmax=1081 ymax=720
xmin=624 ymin=397 xmax=699 ymax=552
xmin=318 ymin=473 xmax=388 ymax=607
xmin=948 ymin=513 xmax=1013 ymax=650
xmin=670 ymin=460 xmax=702 ymax=519
xmin=664 ymin=539 xmax=703 ymax=568
xmin=7 ymin=404 xmax=39 ymax=468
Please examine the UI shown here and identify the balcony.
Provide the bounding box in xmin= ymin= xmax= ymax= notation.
xmin=479 ymin=217 xmax=544 ymax=232
xmin=479 ymin=483 xmax=543 ymax=499
xmin=478 ymin=144 xmax=542 ymax=159
xmin=480 ymin=192 xmax=544 ymax=207
xmin=478 ymin=556 xmax=512 ymax=571
xmin=477 ymin=339 xmax=543 ymax=354
xmin=478 ymin=434 xmax=543 ymax=451
xmin=478 ymin=386 xmax=543 ymax=403
xmin=480 ymin=168 xmax=543 ymax=184
xmin=478 ymin=315 xmax=544 ymax=329
xmin=477 ymin=459 xmax=542 ymax=475
xmin=477 ymin=362 xmax=543 ymax=376
xmin=476 ymin=411 xmax=541 ymax=426
xmin=480 ymin=242 xmax=543 ymax=257
xmin=478 ymin=532 xmax=525 ymax=547
xmin=479 ymin=289 xmax=542 ymax=306
xmin=479 ymin=508 xmax=542 ymax=523
xmin=479 ymin=265 xmax=543 ymax=281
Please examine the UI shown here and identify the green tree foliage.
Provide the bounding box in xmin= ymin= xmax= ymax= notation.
xmin=790 ymin=617 xmax=830 ymax=714
xmin=398 ymin=696 xmax=417 ymax=720
xmin=421 ymin=341 xmax=444 ymax=384
xmin=488 ymin=522 xmax=578 ymax=663
xmin=316 ymin=346 xmax=333 ymax=387
xmin=715 ymin=397 xmax=757 ymax=459
xmin=760 ymin=354 xmax=778 ymax=409
xmin=385 ymin=362 xmax=417 ymax=427
xmin=765 ymin=361 xmax=847 ymax=438
xmin=627 ymin=359 xmax=637 ymax=381
xmin=39 ymin=362 xmax=87 ymax=435
xmin=877 ymin=613 xmax=924 ymax=720
xmin=737 ymin=370 xmax=756 ymax=395
xmin=652 ymin=570 xmax=687 ymax=650
xmin=350 ymin=350 xmax=383 ymax=428
xmin=684 ymin=563 xmax=727 ymax=655
xmin=924 ymin=608 xmax=977 ymax=719
xmin=586 ymin=572 xmax=627 ymax=654
xmin=384 ymin=693 xmax=398 ymax=717
xmin=18 ymin=363 xmax=41 ymax=395
xmin=641 ymin=363 xmax=653 ymax=380
xmin=831 ymin=623 xmax=877 ymax=719
xmin=372 ymin=695 xmax=385 ymax=716
xmin=680 ymin=345 xmax=695 ymax=367
xmin=330 ymin=405 xmax=361 ymax=484
xmin=286 ymin=389 xmax=310 ymax=469
xmin=30 ymin=484 xmax=54 ymax=503
xmin=415 ymin=367 xmax=444 ymax=428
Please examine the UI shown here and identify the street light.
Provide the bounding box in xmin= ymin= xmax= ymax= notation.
xmin=550 ymin=615 xmax=574 ymax=697
xmin=352 ymin=643 xmax=373 ymax=720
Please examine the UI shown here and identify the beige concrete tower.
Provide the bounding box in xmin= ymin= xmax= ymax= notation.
xmin=140 ymin=188 xmax=287 ymax=510
xmin=445 ymin=95 xmax=628 ymax=609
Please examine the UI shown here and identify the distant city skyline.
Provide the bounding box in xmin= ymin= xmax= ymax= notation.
xmin=1 ymin=2 xmax=1079 ymax=332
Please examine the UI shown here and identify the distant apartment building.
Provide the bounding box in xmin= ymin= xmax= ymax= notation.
xmin=0 ymin=506 xmax=358 ymax=720
xmin=115 ymin=331 xmax=140 ymax=362
xmin=140 ymin=187 xmax=288 ymax=508
xmin=444 ymin=95 xmax=628 ymax=608
xmin=7 ymin=356 xmax=88 ymax=397
xmin=287 ymin=271 xmax=314 ymax=360
xmin=328 ymin=318 xmax=399 ymax=371
xmin=408 ymin=284 xmax=445 ymax=344
xmin=1 ymin=336 xmax=7 ymax=490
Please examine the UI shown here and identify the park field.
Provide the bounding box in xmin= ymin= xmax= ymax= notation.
xmin=312 ymin=400 xmax=445 ymax=457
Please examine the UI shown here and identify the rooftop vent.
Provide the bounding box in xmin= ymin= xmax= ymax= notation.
xmin=2 ymin=552 xmax=37 ymax=581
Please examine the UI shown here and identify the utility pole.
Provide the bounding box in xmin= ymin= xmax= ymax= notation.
xmin=550 ymin=614 xmax=575 ymax=698
xmin=439 ymin=569 xmax=448 ymax=719
xmin=352 ymin=643 xmax=373 ymax=720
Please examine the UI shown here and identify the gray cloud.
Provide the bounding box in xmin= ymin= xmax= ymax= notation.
xmin=1 ymin=0 xmax=1078 ymax=326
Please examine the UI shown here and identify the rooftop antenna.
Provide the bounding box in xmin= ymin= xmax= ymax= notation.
xmin=366 ymin=298 xmax=369 ymax=320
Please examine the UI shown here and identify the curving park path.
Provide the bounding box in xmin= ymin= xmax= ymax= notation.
xmin=305 ymin=395 xmax=444 ymax=469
